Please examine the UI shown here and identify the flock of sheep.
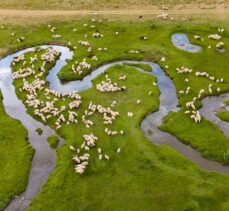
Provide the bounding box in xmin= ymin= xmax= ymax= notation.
xmin=96 ymin=74 xmax=126 ymax=92
xmin=194 ymin=28 xmax=225 ymax=51
xmin=10 ymin=18 xmax=226 ymax=175
xmin=12 ymin=46 xmax=128 ymax=174
xmin=172 ymin=29 xmax=226 ymax=123
xmin=177 ymin=65 xmax=224 ymax=123
xmin=11 ymin=26 xmax=133 ymax=174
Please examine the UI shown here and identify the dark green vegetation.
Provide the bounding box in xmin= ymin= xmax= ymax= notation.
xmin=35 ymin=128 xmax=43 ymax=135
xmin=216 ymin=110 xmax=229 ymax=122
xmin=47 ymin=135 xmax=59 ymax=149
xmin=0 ymin=18 xmax=229 ymax=210
xmin=216 ymin=101 xmax=229 ymax=122
xmin=0 ymin=92 xmax=33 ymax=210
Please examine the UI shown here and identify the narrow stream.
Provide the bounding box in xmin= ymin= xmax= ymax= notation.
xmin=0 ymin=45 xmax=228 ymax=210
xmin=172 ymin=33 xmax=202 ymax=52
xmin=0 ymin=46 xmax=71 ymax=211
xmin=200 ymin=93 xmax=229 ymax=137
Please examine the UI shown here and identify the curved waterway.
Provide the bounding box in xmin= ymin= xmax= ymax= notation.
xmin=0 ymin=46 xmax=228 ymax=210
xmin=172 ymin=33 xmax=202 ymax=52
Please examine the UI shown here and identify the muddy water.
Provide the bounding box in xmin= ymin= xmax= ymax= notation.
xmin=0 ymin=46 xmax=228 ymax=210
xmin=172 ymin=33 xmax=202 ymax=52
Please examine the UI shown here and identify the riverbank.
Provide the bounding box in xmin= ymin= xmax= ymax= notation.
xmin=0 ymin=91 xmax=34 ymax=210
xmin=0 ymin=17 xmax=229 ymax=210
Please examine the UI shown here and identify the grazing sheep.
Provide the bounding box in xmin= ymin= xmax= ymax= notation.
xmin=70 ymin=146 xmax=76 ymax=151
xmin=176 ymin=67 xmax=192 ymax=74
xmin=104 ymin=154 xmax=110 ymax=160
xmin=127 ymin=112 xmax=134 ymax=117
xmin=208 ymin=34 xmax=221 ymax=40
xmin=96 ymin=75 xmax=126 ymax=92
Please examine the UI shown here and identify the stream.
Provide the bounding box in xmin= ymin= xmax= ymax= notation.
xmin=0 ymin=45 xmax=228 ymax=211
xmin=172 ymin=33 xmax=202 ymax=52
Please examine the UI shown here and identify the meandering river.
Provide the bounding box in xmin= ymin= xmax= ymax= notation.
xmin=0 ymin=45 xmax=228 ymax=211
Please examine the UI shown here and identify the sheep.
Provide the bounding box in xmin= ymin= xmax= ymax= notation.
xmin=50 ymin=27 xmax=56 ymax=33
xmin=157 ymin=13 xmax=169 ymax=20
xmin=97 ymin=47 xmax=108 ymax=51
xmin=176 ymin=67 xmax=192 ymax=74
xmin=184 ymin=110 xmax=190 ymax=114
xmin=17 ymin=37 xmax=25 ymax=43
xmin=93 ymin=32 xmax=104 ymax=38
xmin=161 ymin=57 xmax=166 ymax=62
xmin=92 ymin=56 xmax=98 ymax=61
xmin=111 ymin=101 xmax=117 ymax=107
xmin=137 ymin=99 xmax=141 ymax=105
xmin=105 ymin=128 xmax=119 ymax=136
xmin=41 ymin=48 xmax=60 ymax=63
xmin=70 ymin=146 xmax=76 ymax=151
xmin=120 ymin=130 xmax=124 ymax=135
xmin=96 ymin=75 xmax=126 ymax=92
xmin=194 ymin=35 xmax=201 ymax=40
xmin=208 ymin=34 xmax=221 ymax=40
xmin=129 ymin=50 xmax=139 ymax=54
xmin=52 ymin=34 xmax=62 ymax=39
xmin=184 ymin=78 xmax=189 ymax=83
xmin=72 ymin=156 xmax=81 ymax=163
xmin=140 ymin=36 xmax=148 ymax=40
xmin=216 ymin=42 xmax=224 ymax=49
xmin=13 ymin=67 xmax=35 ymax=79
xmin=209 ymin=84 xmax=213 ymax=94
xmin=104 ymin=154 xmax=110 ymax=160
xmin=71 ymin=59 xmax=91 ymax=75
xmin=127 ymin=112 xmax=134 ymax=117
xmin=68 ymin=111 xmax=78 ymax=123
xmin=69 ymin=100 xmax=82 ymax=109
xmin=79 ymin=40 xmax=90 ymax=46
xmin=119 ymin=74 xmax=127 ymax=80
xmin=99 ymin=154 xmax=103 ymax=160
xmin=218 ymin=28 xmax=225 ymax=33
xmin=185 ymin=87 xmax=191 ymax=95
xmin=83 ymin=134 xmax=98 ymax=147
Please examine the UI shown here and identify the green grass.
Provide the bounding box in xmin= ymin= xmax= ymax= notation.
xmin=124 ymin=62 xmax=152 ymax=72
xmin=0 ymin=92 xmax=34 ymax=210
xmin=47 ymin=135 xmax=59 ymax=149
xmin=0 ymin=18 xmax=229 ymax=210
xmin=216 ymin=111 xmax=229 ymax=122
xmin=13 ymin=60 xmax=229 ymax=211
xmin=216 ymin=101 xmax=229 ymax=122
xmin=160 ymin=111 xmax=229 ymax=162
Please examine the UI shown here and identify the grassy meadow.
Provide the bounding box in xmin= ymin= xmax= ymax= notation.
xmin=216 ymin=111 xmax=229 ymax=122
xmin=0 ymin=92 xmax=34 ymax=210
xmin=0 ymin=17 xmax=228 ymax=210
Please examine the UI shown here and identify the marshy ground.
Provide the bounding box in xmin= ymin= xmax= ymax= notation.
xmin=0 ymin=10 xmax=229 ymax=211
